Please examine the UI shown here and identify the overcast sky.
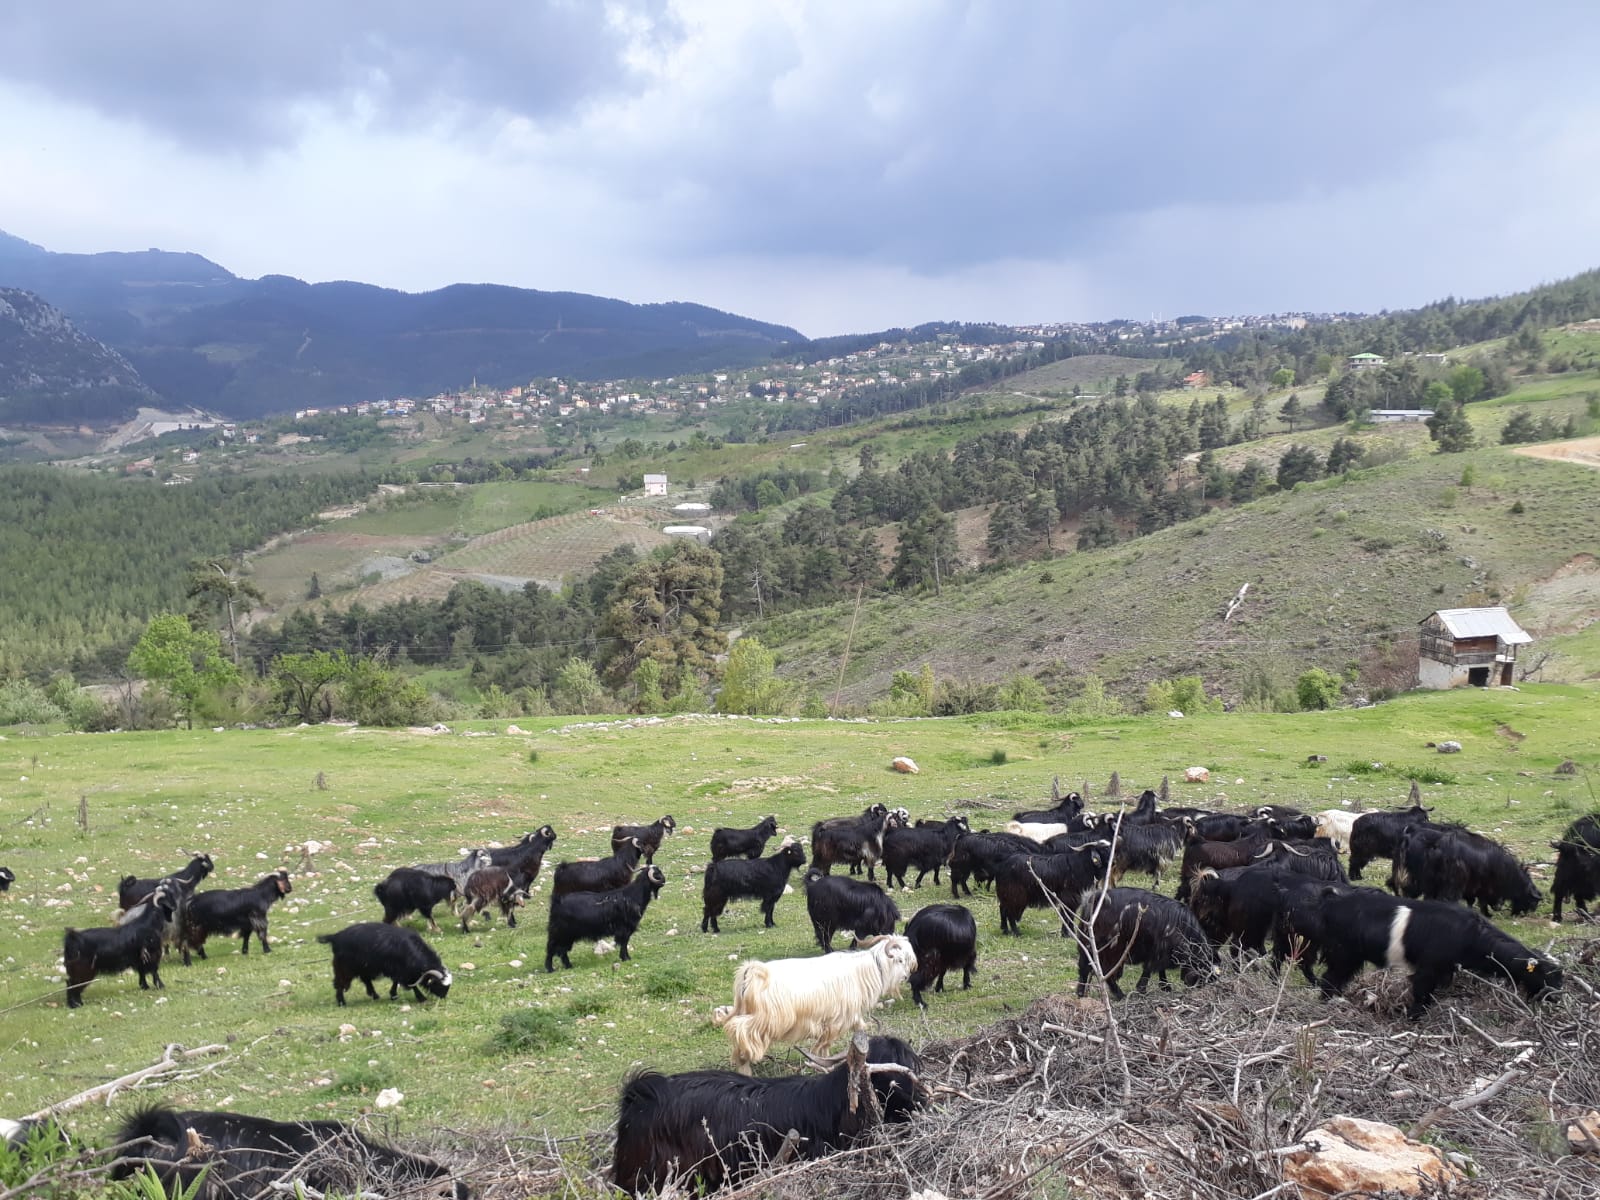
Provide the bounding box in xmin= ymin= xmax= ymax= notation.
xmin=3 ymin=1 xmax=1598 ymax=337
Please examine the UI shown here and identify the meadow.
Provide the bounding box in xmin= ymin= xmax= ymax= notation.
xmin=1 ymin=685 xmax=1596 ymax=1155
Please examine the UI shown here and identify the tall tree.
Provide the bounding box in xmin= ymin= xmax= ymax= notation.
xmin=985 ymin=502 xmax=1028 ymax=561
xmin=598 ymin=542 xmax=727 ymax=690
xmin=1279 ymin=393 xmax=1303 ymax=432
xmin=890 ymin=506 xmax=959 ymax=591
xmin=185 ymin=558 xmax=264 ymax=667
xmin=1024 ymin=491 xmax=1060 ymax=550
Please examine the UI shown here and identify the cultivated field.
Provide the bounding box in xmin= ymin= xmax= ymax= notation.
xmin=0 ymin=687 xmax=1596 ymax=1164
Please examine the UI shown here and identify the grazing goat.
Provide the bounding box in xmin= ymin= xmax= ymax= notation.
xmin=1075 ymin=887 xmax=1220 ymax=1000
xmin=316 ymin=922 xmax=452 ymax=1006
xmin=1175 ymin=831 xmax=1342 ymax=901
xmin=118 ymin=853 xmax=215 ymax=911
xmin=710 ymin=815 xmax=780 ymax=862
xmin=810 ymin=804 xmax=899 ymax=880
xmin=996 ymin=844 xmax=1110 ymax=936
xmin=1346 ymin=805 xmax=1439 ymax=879
xmin=550 ymin=838 xmax=644 ymax=898
xmin=803 ymin=868 xmax=900 ymax=951
xmin=1109 ymin=821 xmax=1185 ymax=886
xmin=947 ymin=830 xmax=1039 ymax=898
xmin=612 ymin=815 xmax=675 ymax=864
xmin=545 ymin=866 xmax=665 ymax=971
xmin=1390 ymin=825 xmax=1541 ymax=916
xmin=64 ymin=891 xmax=174 ymax=1008
xmin=713 ymin=935 xmax=917 ymax=1073
xmin=1314 ymin=809 xmax=1365 ymax=853
xmin=701 ymin=841 xmax=807 ymax=933
xmin=1308 ymin=888 xmax=1562 ymax=1018
xmin=1187 ymin=864 xmax=1347 ymax=974
xmin=458 ymin=866 xmax=529 ymax=932
xmin=882 ymin=816 xmax=969 ymax=889
xmin=111 ymin=1104 xmax=469 ymax=1199
xmin=905 ymin=904 xmax=978 ymax=1007
xmin=0 ymin=866 xmax=12 ymax=893
xmin=1551 ymin=811 xmax=1600 ymax=923
xmin=180 ymin=869 xmax=292 ymax=963
xmin=613 ymin=1034 xmax=922 ymax=1196
xmin=373 ymin=867 xmax=459 ymax=933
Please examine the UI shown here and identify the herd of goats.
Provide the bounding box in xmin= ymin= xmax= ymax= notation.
xmin=2 ymin=781 xmax=1599 ymax=1197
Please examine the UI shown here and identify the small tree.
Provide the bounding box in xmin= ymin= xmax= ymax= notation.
xmin=1426 ymin=398 xmax=1475 ymax=452
xmin=632 ymin=658 xmax=666 ymax=713
xmin=1279 ymin=393 xmax=1303 ymax=431
xmin=1295 ymin=668 xmax=1342 ymax=711
xmin=996 ymin=673 xmax=1049 ymax=712
xmin=271 ymin=649 xmax=348 ymax=724
xmin=1276 ymin=444 xmax=1322 ymax=489
xmin=555 ymin=657 xmax=606 ymax=715
xmin=1066 ymin=673 xmax=1123 ymax=718
xmin=1271 ymin=368 xmax=1295 ymax=389
xmin=717 ymin=636 xmax=795 ymax=715
xmin=129 ymin=614 xmax=240 ymax=729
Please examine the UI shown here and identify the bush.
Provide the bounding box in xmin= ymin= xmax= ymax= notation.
xmin=1295 ymin=668 xmax=1342 ymax=711
xmin=337 ymin=659 xmax=433 ymax=726
xmin=1065 ymin=674 xmax=1124 ymax=718
xmin=640 ymin=962 xmax=697 ymax=999
xmin=0 ymin=679 xmax=64 ymax=725
xmin=996 ymin=673 xmax=1049 ymax=712
xmin=1143 ymin=675 xmax=1221 ymax=715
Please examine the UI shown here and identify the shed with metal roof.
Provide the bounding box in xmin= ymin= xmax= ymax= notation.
xmin=1418 ymin=607 xmax=1532 ymax=689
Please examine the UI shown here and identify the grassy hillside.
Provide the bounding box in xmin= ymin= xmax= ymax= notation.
xmin=761 ymin=434 xmax=1600 ymax=703
xmin=0 ymin=687 xmax=1594 ymax=1154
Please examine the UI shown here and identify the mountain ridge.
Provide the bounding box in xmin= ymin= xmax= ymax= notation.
xmin=0 ymin=230 xmax=803 ymax=421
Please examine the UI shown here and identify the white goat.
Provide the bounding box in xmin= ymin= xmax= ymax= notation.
xmin=1006 ymin=820 xmax=1068 ymax=843
xmin=1314 ymin=810 xmax=1364 ymax=853
xmin=713 ymin=935 xmax=917 ymax=1074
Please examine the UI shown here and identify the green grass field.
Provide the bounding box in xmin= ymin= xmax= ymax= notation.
xmin=0 ymin=688 xmax=1596 ymax=1155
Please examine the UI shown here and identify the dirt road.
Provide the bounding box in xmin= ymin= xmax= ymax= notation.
xmin=1510 ymin=435 xmax=1600 ymax=470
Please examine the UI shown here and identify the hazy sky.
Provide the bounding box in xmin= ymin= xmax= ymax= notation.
xmin=3 ymin=1 xmax=1598 ymax=337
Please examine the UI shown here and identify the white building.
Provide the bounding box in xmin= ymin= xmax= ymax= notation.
xmin=643 ymin=473 xmax=669 ymax=497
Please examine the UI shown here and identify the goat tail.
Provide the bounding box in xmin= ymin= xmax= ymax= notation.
xmin=62 ymin=929 xmax=86 ymax=957
xmin=113 ymin=1103 xmax=187 ymax=1152
xmin=315 ymin=932 xmax=337 ymax=945
xmin=720 ymin=1013 xmax=772 ymax=1068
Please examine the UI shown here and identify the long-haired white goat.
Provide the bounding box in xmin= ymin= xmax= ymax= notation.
xmin=1314 ymin=809 xmax=1366 ymax=854
xmin=713 ymin=935 xmax=917 ymax=1074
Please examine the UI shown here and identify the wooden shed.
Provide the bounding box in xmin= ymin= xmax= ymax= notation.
xmin=1417 ymin=607 xmax=1532 ymax=689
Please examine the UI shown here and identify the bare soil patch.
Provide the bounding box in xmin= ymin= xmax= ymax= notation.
xmin=1512 ymin=435 xmax=1600 ymax=471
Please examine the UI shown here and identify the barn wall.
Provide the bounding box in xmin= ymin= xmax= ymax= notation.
xmin=1417 ymin=658 xmax=1465 ymax=690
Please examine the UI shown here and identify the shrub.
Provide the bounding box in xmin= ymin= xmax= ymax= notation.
xmin=1065 ymin=674 xmax=1124 ymax=718
xmin=491 ymin=1008 xmax=572 ymax=1054
xmin=1295 ymin=668 xmax=1342 ymax=711
xmin=0 ymin=679 xmax=64 ymax=725
xmin=337 ymin=658 xmax=433 ymax=726
xmin=996 ymin=673 xmax=1049 ymax=712
xmin=640 ymin=962 xmax=697 ymax=999
xmin=1143 ymin=675 xmax=1221 ymax=715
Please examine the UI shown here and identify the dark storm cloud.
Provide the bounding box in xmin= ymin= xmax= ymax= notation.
xmin=0 ymin=1 xmax=677 ymax=151
xmin=622 ymin=0 xmax=1600 ymax=272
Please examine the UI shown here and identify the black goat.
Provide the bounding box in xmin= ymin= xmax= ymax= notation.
xmin=905 ymin=903 xmax=978 ymax=1007
xmin=947 ymin=830 xmax=1039 ymax=898
xmin=1390 ymin=825 xmax=1541 ymax=917
xmin=550 ymin=837 xmax=644 ymax=897
xmin=316 ymin=922 xmax=452 ymax=1006
xmin=118 ymin=853 xmax=215 ymax=911
xmin=802 ymin=868 xmax=900 ymax=951
xmin=180 ymin=869 xmax=292 ymax=963
xmin=701 ymin=842 xmax=807 ymax=933
xmin=1075 ymin=887 xmax=1220 ymax=999
xmin=545 ymin=866 xmax=665 ymax=971
xmin=111 ymin=1104 xmax=469 ymax=1199
xmin=810 ymin=804 xmax=898 ymax=880
xmin=995 ymin=844 xmax=1109 ymax=936
xmin=1551 ymin=811 xmax=1600 ymax=923
xmin=613 ymin=1035 xmax=921 ymax=1197
xmin=1109 ymin=821 xmax=1184 ymax=886
xmin=458 ymin=866 xmax=529 ymax=932
xmin=0 ymin=866 xmax=12 ymax=893
xmin=710 ymin=815 xmax=779 ymax=862
xmin=1013 ymin=781 xmax=1086 ymax=825
xmin=882 ymin=816 xmax=969 ymax=889
xmin=479 ymin=825 xmax=558 ymax=870
xmin=1347 ymin=805 xmax=1440 ymax=879
xmin=612 ymin=815 xmax=675 ymax=864
xmin=373 ymin=867 xmax=459 ymax=933
xmin=64 ymin=891 xmax=174 ymax=1008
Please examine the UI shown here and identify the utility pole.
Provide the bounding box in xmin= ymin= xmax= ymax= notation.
xmin=831 ymin=584 xmax=865 ymax=717
xmin=751 ymin=568 xmax=765 ymax=620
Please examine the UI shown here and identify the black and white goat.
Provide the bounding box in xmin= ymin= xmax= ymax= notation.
xmin=64 ymin=890 xmax=174 ymax=1008
xmin=110 ymin=1104 xmax=469 ymax=1199
xmin=316 ymin=922 xmax=453 ymax=1006
xmin=458 ymin=866 xmax=529 ymax=932
xmin=545 ymin=866 xmax=666 ymax=971
xmin=118 ymin=853 xmax=215 ymax=911
xmin=180 ymin=869 xmax=292 ymax=962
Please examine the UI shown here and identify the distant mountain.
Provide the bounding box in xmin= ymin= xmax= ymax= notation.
xmin=0 ymin=288 xmax=156 ymax=423
xmin=0 ymin=231 xmax=803 ymax=420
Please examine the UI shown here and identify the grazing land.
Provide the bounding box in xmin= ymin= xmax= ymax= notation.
xmin=0 ymin=686 xmax=1595 ymax=1155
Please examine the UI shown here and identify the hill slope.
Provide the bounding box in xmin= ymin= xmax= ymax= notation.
xmin=761 ymin=439 xmax=1600 ymax=702
xmin=0 ymin=230 xmax=803 ymax=419
xmin=0 ymin=287 xmax=156 ymax=423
